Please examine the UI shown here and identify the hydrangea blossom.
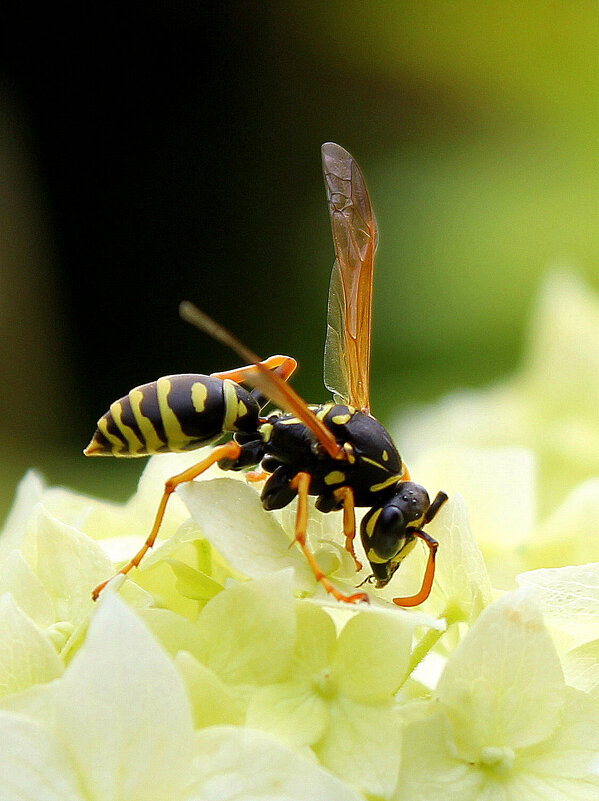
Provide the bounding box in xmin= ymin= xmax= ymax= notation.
xmin=0 ymin=590 xmax=364 ymax=801
xmin=395 ymin=590 xmax=599 ymax=801
xmin=1 ymin=274 xmax=599 ymax=799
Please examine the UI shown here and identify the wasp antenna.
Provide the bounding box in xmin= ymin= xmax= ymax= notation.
xmin=179 ymin=301 xmax=262 ymax=365
xmin=180 ymin=301 xmax=344 ymax=461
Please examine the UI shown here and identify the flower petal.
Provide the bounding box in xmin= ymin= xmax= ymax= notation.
xmin=517 ymin=563 xmax=599 ymax=647
xmin=0 ymin=712 xmax=83 ymax=801
xmin=246 ymin=681 xmax=329 ymax=747
xmin=437 ymin=589 xmax=565 ymax=753
xmin=518 ymin=688 xmax=599 ymax=786
xmin=316 ymin=696 xmax=402 ymax=799
xmin=138 ymin=607 xmax=210 ymax=661
xmin=0 ymin=594 xmax=63 ymax=697
xmin=188 ymin=725 xmax=365 ymax=801
xmin=194 ymin=570 xmax=297 ymax=686
xmin=24 ymin=506 xmax=113 ymax=627
xmin=562 ymin=639 xmax=599 ymax=700
xmin=394 ymin=710 xmax=486 ymax=801
xmin=333 ymin=609 xmax=413 ymax=702
xmin=533 ymin=479 xmax=599 ymax=567
xmin=0 ymin=470 xmax=45 ymax=561
xmin=0 ymin=551 xmax=54 ymax=628
xmin=179 ymin=478 xmax=314 ymax=588
xmin=55 ymin=590 xmax=195 ymax=801
xmin=409 ymin=447 xmax=536 ymax=553
xmin=292 ymin=602 xmax=337 ymax=675
xmin=393 ymin=274 xmax=599 ymax=518
xmin=518 ymin=562 xmax=599 ymax=647
xmin=176 ymin=651 xmax=245 ymax=728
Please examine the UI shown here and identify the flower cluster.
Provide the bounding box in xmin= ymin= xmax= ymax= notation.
xmin=1 ymin=273 xmax=599 ymax=800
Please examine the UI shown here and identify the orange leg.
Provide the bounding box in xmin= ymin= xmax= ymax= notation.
xmin=391 ymin=492 xmax=447 ymax=607
xmin=333 ymin=486 xmax=362 ymax=571
xmin=92 ymin=440 xmax=242 ymax=600
xmin=290 ymin=472 xmax=368 ymax=604
xmin=392 ymin=530 xmax=438 ymax=607
xmin=211 ymin=354 xmax=297 ymax=384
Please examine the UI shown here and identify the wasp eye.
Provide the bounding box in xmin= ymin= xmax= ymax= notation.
xmin=371 ymin=505 xmax=405 ymax=561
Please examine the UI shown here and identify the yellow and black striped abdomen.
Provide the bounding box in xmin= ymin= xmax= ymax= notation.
xmin=84 ymin=374 xmax=260 ymax=457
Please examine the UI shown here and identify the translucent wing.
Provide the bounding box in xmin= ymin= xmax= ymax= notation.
xmin=323 ymin=258 xmax=350 ymax=405
xmin=322 ymin=142 xmax=378 ymax=413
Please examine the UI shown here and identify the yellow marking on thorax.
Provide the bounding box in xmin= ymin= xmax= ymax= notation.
xmin=259 ymin=422 xmax=273 ymax=442
xmin=157 ymin=377 xmax=189 ymax=450
xmin=316 ymin=403 xmax=334 ymax=421
xmin=361 ymin=455 xmax=384 ymax=470
xmin=382 ymin=449 xmax=389 ymax=462
xmin=343 ymin=443 xmax=356 ymax=464
xmin=324 ymin=470 xmax=346 ymax=486
xmin=110 ymin=400 xmax=144 ymax=454
xmin=278 ymin=415 xmax=301 ymax=425
xmin=129 ymin=388 xmax=166 ymax=453
xmin=191 ymin=381 xmax=209 ymax=413
xmin=331 ymin=413 xmax=351 ymax=425
xmin=370 ymin=474 xmax=402 ymax=493
xmin=98 ymin=416 xmax=126 ymax=455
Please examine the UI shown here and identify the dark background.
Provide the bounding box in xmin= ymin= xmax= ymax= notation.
xmin=2 ymin=2 xmax=599 ymax=515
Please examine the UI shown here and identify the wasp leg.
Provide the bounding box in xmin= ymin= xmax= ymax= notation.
xmin=92 ymin=440 xmax=243 ymax=600
xmin=392 ymin=492 xmax=447 ymax=607
xmin=211 ymin=354 xmax=297 ymax=384
xmin=290 ymin=472 xmax=368 ymax=604
xmin=333 ymin=486 xmax=362 ymax=571
xmin=392 ymin=530 xmax=438 ymax=607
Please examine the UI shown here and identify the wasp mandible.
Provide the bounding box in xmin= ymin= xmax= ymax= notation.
xmin=86 ymin=143 xmax=448 ymax=604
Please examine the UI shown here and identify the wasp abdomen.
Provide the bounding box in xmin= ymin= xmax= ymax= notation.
xmin=85 ymin=375 xmax=260 ymax=457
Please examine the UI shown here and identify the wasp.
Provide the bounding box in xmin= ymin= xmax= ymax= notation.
xmin=86 ymin=143 xmax=448 ymax=604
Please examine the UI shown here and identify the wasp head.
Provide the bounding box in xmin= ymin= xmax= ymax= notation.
xmin=359 ymin=482 xmax=431 ymax=588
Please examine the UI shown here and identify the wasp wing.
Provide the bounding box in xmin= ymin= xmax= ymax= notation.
xmin=179 ymin=302 xmax=344 ymax=460
xmin=323 ymin=258 xmax=350 ymax=406
xmin=322 ymin=142 xmax=378 ymax=413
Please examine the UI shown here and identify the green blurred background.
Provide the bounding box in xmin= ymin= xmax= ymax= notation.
xmin=2 ymin=2 xmax=599 ymax=518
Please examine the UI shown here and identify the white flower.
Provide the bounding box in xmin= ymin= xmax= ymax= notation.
xmin=394 ymin=590 xmax=599 ymax=800
xmin=0 ymin=590 xmax=365 ymax=801
xmin=518 ymin=562 xmax=599 ymax=699
xmin=146 ymin=569 xmax=433 ymax=799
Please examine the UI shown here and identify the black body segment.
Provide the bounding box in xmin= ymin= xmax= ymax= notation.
xmin=360 ymin=482 xmax=430 ymax=587
xmin=85 ymin=374 xmax=260 ymax=456
xmin=258 ymin=403 xmax=403 ymax=509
